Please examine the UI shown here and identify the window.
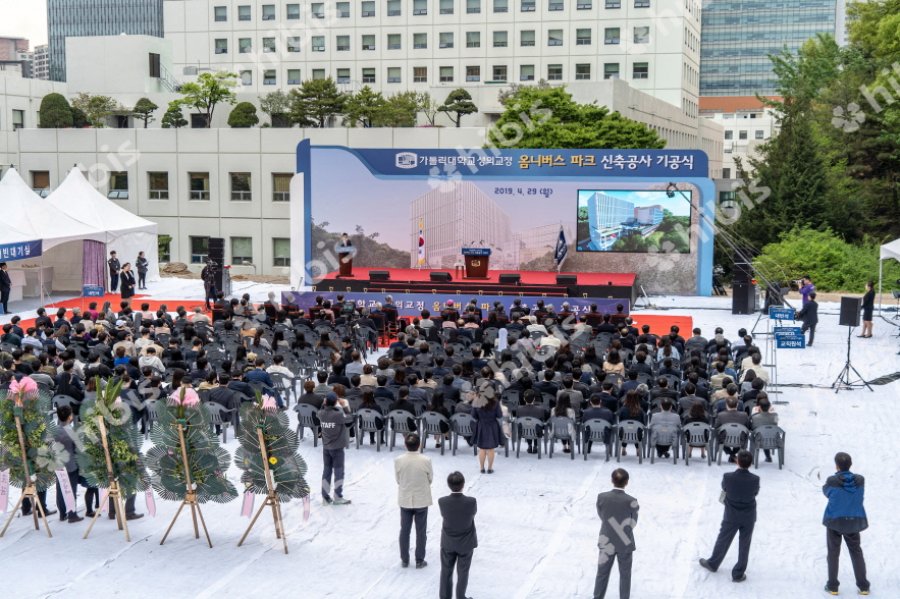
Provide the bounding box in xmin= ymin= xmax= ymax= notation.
xmin=547 ymin=63 xmax=563 ymax=80
xmin=312 ymin=36 xmax=325 ymax=51
xmin=362 ymin=68 xmax=376 ymax=83
xmin=273 ymin=238 xmax=291 ymax=267
xmin=738 ymin=130 xmax=748 ymax=140
xmin=605 ymin=0 xmax=620 ymax=7
xmin=467 ymin=0 xmax=481 ymax=13
xmin=521 ymin=0 xmax=535 ymax=11
xmin=312 ymin=69 xmax=325 ymax=80
xmin=189 ymin=172 xmax=210 ymax=200
xmin=190 ymin=236 xmax=210 ymax=264
xmin=287 ymin=69 xmax=301 ymax=85
xmin=605 ymin=27 xmax=620 ymax=44
xmin=632 ymin=62 xmax=649 ymax=79
xmin=387 ymin=67 xmax=402 ymax=83
xmin=262 ymin=37 xmax=275 ymax=52
xmin=362 ymin=0 xmax=376 ymax=16
xmin=239 ymin=38 xmax=252 ymax=53
xmin=388 ymin=34 xmax=402 ymax=49
xmin=214 ymin=6 xmax=227 ymax=21
xmin=215 ymin=39 xmax=228 ymax=54
xmin=575 ymin=63 xmax=590 ymax=80
xmin=231 ymin=237 xmax=253 ymax=265
xmin=337 ymin=35 xmax=350 ymax=51
xmin=273 ymin=174 xmax=292 ymax=202
xmin=520 ymin=30 xmax=535 ymax=46
xmin=362 ymin=34 xmax=376 ymax=50
xmin=337 ymin=1 xmax=350 ymax=16
xmin=240 ymin=70 xmax=252 ymax=85
xmin=577 ymin=0 xmax=591 ymax=8
xmin=311 ymin=3 xmax=324 ymax=17
xmin=493 ymin=31 xmax=508 ymax=48
xmin=413 ymin=0 xmax=428 ymax=15
xmin=440 ymin=0 xmax=454 ymax=14
xmin=634 ymin=0 xmax=649 ymax=6
xmin=337 ymin=68 xmax=351 ymax=83
xmin=633 ymin=26 xmax=650 ymax=44
xmin=603 ymin=62 xmax=619 ymax=79
xmin=286 ymin=3 xmax=301 ymax=19
xmin=238 ymin=5 xmax=251 ymax=20
xmin=755 ymin=130 xmax=765 ymax=140
xmin=108 ymin=172 xmax=129 ymax=200
xmin=722 ymin=168 xmax=731 ymax=179
xmin=231 ymin=173 xmax=251 ymax=201
xmin=158 ymin=235 xmax=171 ymax=262
xmin=439 ymin=66 xmax=454 ymax=82
xmin=264 ymin=69 xmax=276 ymax=85
xmin=439 ymin=32 xmax=454 ymax=49
xmin=520 ymin=64 xmax=534 ymax=81
xmin=262 ymin=4 xmax=276 ymax=20
xmin=576 ymin=28 xmax=591 ymax=45
xmin=494 ymin=0 xmax=508 ymax=11
xmin=724 ymin=130 xmax=733 ymax=140
xmin=548 ymin=0 xmax=563 ymax=10
xmin=148 ymin=172 xmax=169 ymax=200
xmin=413 ymin=66 xmax=428 ymax=82
xmin=548 ymin=29 xmax=563 ymax=46
xmin=413 ymin=33 xmax=427 ymax=49
xmin=466 ymin=31 xmax=480 ymax=48
xmin=12 ymin=109 xmax=24 ymax=130
xmin=466 ymin=65 xmax=481 ymax=82
xmin=388 ymin=0 xmax=402 ymax=15
xmin=31 ymin=171 xmax=50 ymax=196
xmin=491 ymin=65 xmax=507 ymax=82
xmin=287 ymin=36 xmax=301 ymax=52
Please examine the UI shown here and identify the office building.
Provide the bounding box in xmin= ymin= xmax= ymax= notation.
xmin=48 ymin=0 xmax=165 ymax=81
xmin=0 ymin=37 xmax=33 ymax=78
xmin=516 ymin=223 xmax=573 ymax=264
xmin=32 ymin=45 xmax=50 ymax=80
xmin=586 ymin=191 xmax=632 ymax=250
xmin=634 ymin=204 xmax=662 ymax=225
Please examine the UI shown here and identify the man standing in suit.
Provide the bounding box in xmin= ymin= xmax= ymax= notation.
xmin=108 ymin=251 xmax=121 ymax=294
xmin=700 ymin=449 xmax=760 ymax=582
xmin=797 ymin=291 xmax=819 ymax=347
xmin=395 ymin=433 xmax=433 ymax=568
xmin=594 ymin=468 xmax=639 ymax=599
xmin=439 ymin=471 xmax=477 ymax=599
xmin=0 ymin=262 xmax=11 ymax=314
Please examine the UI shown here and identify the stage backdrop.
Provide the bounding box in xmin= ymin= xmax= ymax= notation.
xmin=292 ymin=142 xmax=715 ymax=295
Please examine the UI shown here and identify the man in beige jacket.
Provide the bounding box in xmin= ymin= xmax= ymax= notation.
xmin=395 ymin=433 xmax=434 ymax=569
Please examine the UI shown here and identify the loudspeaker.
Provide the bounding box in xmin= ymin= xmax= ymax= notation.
xmin=430 ymin=272 xmax=452 ymax=282
xmin=499 ymin=274 xmax=521 ymax=285
xmin=731 ymin=282 xmax=757 ymax=315
xmin=733 ymin=261 xmax=752 ymax=283
xmin=208 ymin=237 xmax=226 ymax=292
xmin=839 ymin=296 xmax=862 ymax=327
xmin=369 ymin=270 xmax=390 ymax=281
xmin=556 ymin=274 xmax=577 ymax=285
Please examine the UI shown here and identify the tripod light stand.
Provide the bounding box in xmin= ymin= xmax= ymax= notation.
xmin=831 ymin=326 xmax=874 ymax=393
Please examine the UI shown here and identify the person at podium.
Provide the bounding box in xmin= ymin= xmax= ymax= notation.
xmin=339 ymin=232 xmax=352 ymax=249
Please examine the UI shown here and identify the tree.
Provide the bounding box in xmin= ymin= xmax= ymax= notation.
xmin=415 ymin=92 xmax=439 ymax=126
xmin=161 ymin=101 xmax=188 ymax=129
xmin=378 ymin=91 xmax=419 ymax=127
xmin=438 ymin=88 xmax=478 ymax=127
xmin=38 ymin=93 xmax=74 ymax=128
xmin=132 ymin=97 xmax=159 ymax=128
xmin=259 ymin=90 xmax=292 ymax=127
xmin=176 ymin=71 xmax=237 ymax=128
xmin=72 ymin=107 xmax=88 ymax=128
xmin=343 ymin=86 xmax=386 ymax=127
xmin=227 ymin=101 xmax=260 ymax=128
xmin=289 ymin=78 xmax=346 ymax=128
xmin=71 ymin=93 xmax=121 ymax=128
xmin=488 ymin=85 xmax=665 ymax=149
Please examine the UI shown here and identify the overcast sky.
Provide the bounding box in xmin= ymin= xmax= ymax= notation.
xmin=0 ymin=1 xmax=47 ymax=47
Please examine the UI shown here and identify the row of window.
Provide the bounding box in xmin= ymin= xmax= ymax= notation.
xmin=240 ymin=60 xmax=648 ymax=85
xmin=189 ymin=236 xmax=291 ymax=267
xmin=213 ymin=26 xmax=650 ymax=54
xmin=212 ymin=0 xmax=652 ymax=22
xmin=724 ymin=129 xmax=765 ymax=141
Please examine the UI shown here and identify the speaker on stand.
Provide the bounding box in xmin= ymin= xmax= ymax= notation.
xmin=207 ymin=237 xmax=230 ymax=297
xmin=832 ymin=296 xmax=872 ymax=393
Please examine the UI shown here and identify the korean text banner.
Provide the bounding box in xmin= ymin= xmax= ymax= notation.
xmin=0 ymin=240 xmax=42 ymax=261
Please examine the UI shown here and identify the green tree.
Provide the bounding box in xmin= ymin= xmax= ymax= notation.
xmin=259 ymin=90 xmax=292 ymax=127
xmin=38 ymin=93 xmax=74 ymax=128
xmin=227 ymin=101 xmax=260 ymax=128
xmin=438 ymin=88 xmax=478 ymax=127
xmin=71 ymin=93 xmax=121 ymax=128
xmin=161 ymin=101 xmax=188 ymax=129
xmin=132 ymin=97 xmax=159 ymax=128
xmin=289 ymin=78 xmax=346 ymax=128
xmin=343 ymin=86 xmax=386 ymax=127
xmin=415 ymin=92 xmax=438 ymax=126
xmin=377 ymin=91 xmax=420 ymax=127
xmin=72 ymin=107 xmax=88 ymax=128
xmin=177 ymin=71 xmax=238 ymax=128
xmin=488 ymin=85 xmax=665 ymax=149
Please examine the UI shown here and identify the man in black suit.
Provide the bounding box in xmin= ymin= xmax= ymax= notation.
xmin=517 ymin=389 xmax=548 ymax=454
xmin=700 ymin=450 xmax=760 ymax=582
xmin=108 ymin=251 xmax=121 ymax=294
xmin=0 ymin=262 xmax=11 ymax=314
xmin=797 ymin=291 xmax=819 ymax=347
xmin=594 ymin=468 xmax=639 ymax=599
xmin=439 ymin=471 xmax=477 ymax=599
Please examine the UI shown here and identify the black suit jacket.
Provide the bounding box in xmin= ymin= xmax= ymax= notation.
xmin=721 ymin=468 xmax=760 ymax=524
xmin=0 ymin=270 xmax=11 ymax=292
xmin=439 ymin=493 xmax=478 ymax=554
xmin=797 ymin=301 xmax=818 ymax=326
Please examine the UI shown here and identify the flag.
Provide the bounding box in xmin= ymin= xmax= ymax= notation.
xmin=417 ymin=219 xmax=426 ymax=266
xmin=554 ymin=226 xmax=568 ymax=270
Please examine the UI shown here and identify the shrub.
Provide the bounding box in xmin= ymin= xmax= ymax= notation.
xmin=39 ymin=93 xmax=74 ymax=128
xmin=227 ymin=101 xmax=259 ymax=128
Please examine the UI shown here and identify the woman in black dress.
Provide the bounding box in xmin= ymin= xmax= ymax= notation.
xmin=472 ymin=391 xmax=503 ymax=473
xmin=859 ymin=280 xmax=875 ymax=338
xmin=120 ymin=263 xmax=136 ymax=299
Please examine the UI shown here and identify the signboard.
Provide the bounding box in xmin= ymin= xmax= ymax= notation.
xmin=768 ymin=306 xmax=795 ymax=321
xmin=0 ymin=240 xmax=42 ymax=262
xmin=82 ymin=285 xmax=105 ymax=298
xmin=461 ymin=248 xmax=492 ymax=257
xmin=774 ymin=326 xmax=805 ymax=349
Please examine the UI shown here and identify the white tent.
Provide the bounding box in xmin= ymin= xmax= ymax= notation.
xmin=877 ymin=238 xmax=900 ymax=313
xmin=45 ymin=168 xmax=161 ymax=283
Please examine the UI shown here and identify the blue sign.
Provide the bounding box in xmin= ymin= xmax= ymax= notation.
xmin=82 ymin=285 xmax=105 ymax=298
xmin=774 ymin=326 xmax=804 ymax=349
xmin=0 ymin=240 xmax=42 ymax=262
xmin=462 ymin=248 xmax=492 ymax=257
xmin=768 ymin=306 xmax=795 ymax=321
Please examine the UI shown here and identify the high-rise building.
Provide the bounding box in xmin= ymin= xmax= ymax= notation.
xmin=700 ymin=0 xmax=838 ymax=97
xmin=516 ymin=223 xmax=574 ymax=265
xmin=0 ymin=37 xmax=33 ymax=78
xmin=586 ymin=192 xmax=633 ymax=250
xmin=32 ymin=45 xmax=50 ymax=80
xmin=48 ymin=0 xmax=165 ymax=81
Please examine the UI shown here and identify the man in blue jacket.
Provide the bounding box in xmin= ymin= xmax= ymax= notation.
xmin=823 ymin=452 xmax=870 ymax=596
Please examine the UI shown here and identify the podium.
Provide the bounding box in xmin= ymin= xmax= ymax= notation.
xmin=337 ymin=247 xmax=354 ymax=278
xmin=461 ymin=248 xmax=491 ymax=279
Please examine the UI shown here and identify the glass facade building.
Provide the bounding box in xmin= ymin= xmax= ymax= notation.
xmin=700 ymin=0 xmax=837 ymax=96
xmin=48 ymin=0 xmax=164 ymax=81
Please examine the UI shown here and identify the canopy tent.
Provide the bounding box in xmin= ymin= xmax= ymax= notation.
xmin=877 ymin=238 xmax=900 ymax=314
xmin=45 ymin=168 xmax=161 ymax=283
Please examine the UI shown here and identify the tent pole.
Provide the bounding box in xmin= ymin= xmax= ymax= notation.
xmin=878 ymin=258 xmax=883 ymax=317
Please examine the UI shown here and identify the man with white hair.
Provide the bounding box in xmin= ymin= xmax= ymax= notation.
xmin=190 ymin=306 xmax=210 ymax=324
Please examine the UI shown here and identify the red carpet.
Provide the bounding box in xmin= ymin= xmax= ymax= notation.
xmin=13 ymin=295 xmax=208 ymax=330
xmin=629 ymin=314 xmax=694 ymax=337
xmin=321 ymin=267 xmax=636 ymax=286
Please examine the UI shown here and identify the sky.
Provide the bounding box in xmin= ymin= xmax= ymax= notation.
xmin=0 ymin=1 xmax=47 ymax=47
